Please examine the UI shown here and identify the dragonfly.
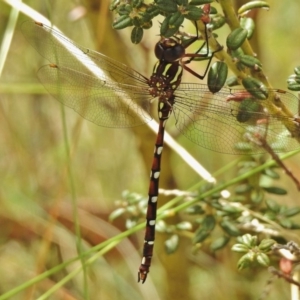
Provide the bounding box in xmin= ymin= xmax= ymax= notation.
xmin=22 ymin=20 xmax=300 ymax=283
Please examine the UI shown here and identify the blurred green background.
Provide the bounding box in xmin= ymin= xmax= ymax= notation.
xmin=0 ymin=0 xmax=300 ymax=299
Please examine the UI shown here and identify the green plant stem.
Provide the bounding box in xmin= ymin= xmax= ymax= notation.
xmin=36 ymin=240 xmax=120 ymax=300
xmin=218 ymin=0 xmax=257 ymax=58
xmin=158 ymin=149 xmax=300 ymax=242
xmin=1 ymin=148 xmax=299 ymax=299
xmin=60 ymin=103 xmax=89 ymax=298
xmin=199 ymin=0 xmax=300 ymax=145
xmin=159 ymin=149 xmax=300 ymax=213
xmin=0 ymin=220 xmax=144 ymax=300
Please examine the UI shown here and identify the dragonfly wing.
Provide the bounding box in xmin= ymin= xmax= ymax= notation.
xmin=173 ymin=85 xmax=247 ymax=154
xmin=21 ymin=21 xmax=149 ymax=88
xmin=173 ymin=84 xmax=299 ymax=154
xmin=38 ymin=64 xmax=152 ymax=127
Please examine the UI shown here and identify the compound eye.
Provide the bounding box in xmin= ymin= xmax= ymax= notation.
xmin=163 ymin=44 xmax=185 ymax=62
xmin=154 ymin=42 xmax=165 ymax=60
xmin=154 ymin=38 xmax=185 ymax=62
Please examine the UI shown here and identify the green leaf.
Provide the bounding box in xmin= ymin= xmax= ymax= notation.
xmin=132 ymin=0 xmax=143 ymax=8
xmin=238 ymin=1 xmax=270 ymax=15
xmin=239 ymin=54 xmax=262 ymax=70
xmin=282 ymin=207 xmax=300 ymax=217
xmin=146 ymin=5 xmax=160 ymax=18
xmin=221 ymin=204 xmax=243 ymax=214
xmin=256 ymin=253 xmax=270 ymax=267
xmin=176 ymin=0 xmax=188 ymax=5
xmin=279 ymin=218 xmax=293 ymax=229
xmin=193 ymin=215 xmax=216 ymax=243
xmin=230 ymin=48 xmax=244 ymax=60
xmin=113 ymin=15 xmax=133 ymax=29
xmin=117 ymin=4 xmax=132 ymax=15
xmin=266 ymin=199 xmax=280 ymax=212
xmin=288 ymin=75 xmax=300 ymax=84
xmin=235 ymin=183 xmax=252 ymax=194
xmin=176 ymin=221 xmax=193 ymax=231
xmin=234 ymin=98 xmax=262 ymax=123
xmin=108 ymin=208 xmax=126 ymax=222
xmin=242 ymin=77 xmax=268 ymax=99
xmin=156 ymin=220 xmax=167 ymax=232
xmin=160 ymin=15 xmax=171 ymax=36
xmin=184 ymin=6 xmax=204 ymax=20
xmin=264 ymin=168 xmax=280 ymax=179
xmin=287 ymin=83 xmax=300 ymax=91
xmin=141 ymin=20 xmax=152 ymax=29
xmin=220 ymin=220 xmax=241 ymax=236
xmin=234 ymin=142 xmax=253 ymax=152
xmin=240 ymin=17 xmax=255 ymax=39
xmin=226 ymin=76 xmax=239 ymax=86
xmin=131 ymin=26 xmax=143 ymax=44
xmin=160 ymin=15 xmax=179 ymax=37
xmin=189 ymin=0 xmax=213 ymax=4
xmin=165 ymin=234 xmax=179 ymax=254
xmin=209 ymin=6 xmax=217 ymax=14
xmin=291 ymin=223 xmax=300 ymax=229
xmin=208 ymin=61 xmax=228 ymax=93
xmin=231 ymin=243 xmax=249 ymax=253
xmin=110 ymin=0 xmax=120 ymax=11
xmin=250 ymin=188 xmax=264 ymax=204
xmin=193 ymin=231 xmax=210 ymax=243
xmin=240 ymin=234 xmax=256 ymax=247
xmin=210 ymin=236 xmax=230 ymax=251
xmin=156 ymin=0 xmax=178 ymax=13
xmin=210 ymin=14 xmax=226 ymax=30
xmin=294 ymin=66 xmax=300 ymax=75
xmin=226 ymin=27 xmax=248 ymax=50
xmin=263 ymin=187 xmax=287 ymax=195
xmin=264 ymin=211 xmax=276 ymax=221
xmin=169 ymin=11 xmax=184 ymax=28
xmin=186 ymin=205 xmax=205 ymax=215
xmin=258 ymin=239 xmax=276 ymax=251
xmin=202 ymin=215 xmax=216 ymax=231
xmin=237 ymin=253 xmax=254 ymax=270
xmin=126 ymin=218 xmax=137 ymax=229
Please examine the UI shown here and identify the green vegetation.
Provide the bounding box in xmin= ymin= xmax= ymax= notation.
xmin=0 ymin=0 xmax=300 ymax=299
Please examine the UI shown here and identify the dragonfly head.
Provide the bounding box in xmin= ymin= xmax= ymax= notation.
xmin=154 ymin=38 xmax=185 ymax=63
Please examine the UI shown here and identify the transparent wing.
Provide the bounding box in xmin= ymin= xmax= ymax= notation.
xmin=173 ymin=85 xmax=300 ymax=154
xmin=37 ymin=64 xmax=152 ymax=127
xmin=22 ymin=20 xmax=153 ymax=127
xmin=22 ymin=20 xmax=300 ymax=153
xmin=21 ymin=21 xmax=148 ymax=85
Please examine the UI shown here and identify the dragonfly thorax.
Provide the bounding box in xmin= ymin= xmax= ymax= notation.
xmin=149 ymin=61 xmax=183 ymax=100
xmin=154 ymin=37 xmax=185 ymax=62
